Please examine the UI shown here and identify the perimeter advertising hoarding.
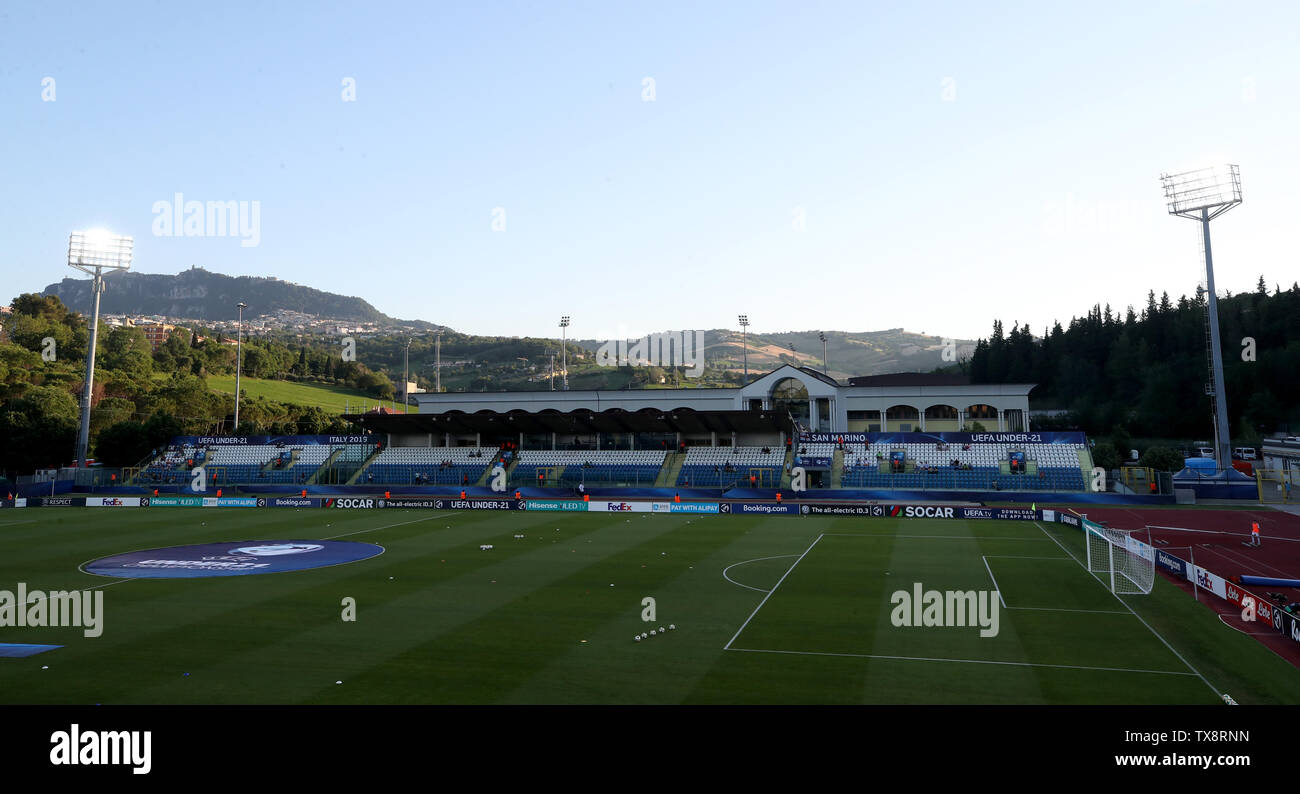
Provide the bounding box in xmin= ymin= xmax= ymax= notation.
xmin=722 ymin=502 xmax=798 ymax=515
xmin=522 ymin=500 xmax=588 ymax=512
xmin=444 ymin=499 xmax=519 ymax=510
xmin=588 ymin=501 xmax=669 ymax=513
xmin=149 ymin=496 xmax=205 ymax=507
xmin=28 ymin=497 xmax=86 ymax=507
xmin=261 ymin=497 xmax=323 ymax=508
xmin=86 ymin=497 xmax=143 ymax=507
xmin=669 ymin=503 xmax=719 ymax=514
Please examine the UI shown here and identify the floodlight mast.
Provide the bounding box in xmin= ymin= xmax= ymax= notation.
xmin=559 ymin=316 xmax=570 ymax=391
xmin=738 ymin=315 xmax=749 ymax=384
xmin=68 ymin=231 xmax=133 ymax=468
xmin=1160 ymin=165 xmax=1242 ymax=472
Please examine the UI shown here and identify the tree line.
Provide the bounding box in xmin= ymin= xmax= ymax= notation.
xmin=962 ymin=278 xmax=1300 ymax=444
xmin=0 ymin=294 xmax=366 ymax=474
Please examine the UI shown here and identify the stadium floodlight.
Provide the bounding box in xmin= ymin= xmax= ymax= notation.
xmin=1161 ymin=164 xmax=1242 ymax=471
xmin=738 ymin=315 xmax=749 ymax=384
xmin=435 ymin=330 xmax=442 ymax=393
xmin=818 ymin=331 xmax=827 ymax=376
xmin=559 ymin=316 xmax=570 ymax=391
xmin=403 ymin=335 xmax=419 ymax=414
xmin=234 ymin=302 xmax=248 ymax=429
xmin=68 ymin=229 xmax=133 ymax=468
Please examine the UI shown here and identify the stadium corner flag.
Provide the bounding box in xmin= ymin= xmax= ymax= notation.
xmin=1031 ymin=502 xmax=1036 ymax=511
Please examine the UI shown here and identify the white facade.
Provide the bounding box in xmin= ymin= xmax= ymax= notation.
xmin=410 ymin=365 xmax=1034 ymax=434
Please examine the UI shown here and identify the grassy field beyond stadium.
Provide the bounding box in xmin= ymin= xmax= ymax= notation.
xmin=1 ymin=507 xmax=1297 ymax=704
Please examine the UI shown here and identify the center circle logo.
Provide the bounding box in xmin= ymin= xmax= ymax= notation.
xmin=230 ymin=543 xmax=324 ymax=556
xmin=82 ymin=540 xmax=383 ymax=579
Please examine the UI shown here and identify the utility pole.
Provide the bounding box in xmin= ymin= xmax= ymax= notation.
xmin=234 ymin=302 xmax=247 ymax=429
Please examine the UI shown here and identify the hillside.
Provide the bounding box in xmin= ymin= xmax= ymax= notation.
xmin=31 ymin=266 xmax=976 ymax=386
xmin=205 ymin=374 xmax=414 ymax=414
xmin=43 ymin=266 xmax=394 ymax=323
xmin=572 ymin=329 xmax=976 ymax=381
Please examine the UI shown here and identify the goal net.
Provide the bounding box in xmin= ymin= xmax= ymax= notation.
xmin=1084 ymin=519 xmax=1155 ymax=594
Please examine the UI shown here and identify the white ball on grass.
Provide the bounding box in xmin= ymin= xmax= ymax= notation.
xmin=634 ymin=636 xmax=641 ymax=642
xmin=650 ymin=630 xmax=656 ymax=636
xmin=669 ymin=624 xmax=676 ymax=630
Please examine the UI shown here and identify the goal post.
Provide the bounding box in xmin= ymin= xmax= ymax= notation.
xmin=1084 ymin=518 xmax=1155 ymax=594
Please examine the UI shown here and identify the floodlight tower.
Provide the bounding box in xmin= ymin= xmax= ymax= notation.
xmin=559 ymin=316 xmax=570 ymax=390
xmin=818 ymin=331 xmax=828 ymax=375
xmin=234 ymin=302 xmax=248 ymax=429
xmin=738 ymin=315 xmax=749 ymax=384
xmin=435 ymin=330 xmax=442 ymax=393
xmin=403 ymin=335 xmax=416 ymax=414
xmin=1161 ymin=164 xmax=1242 ymax=471
xmin=68 ymin=230 xmax=133 ymax=468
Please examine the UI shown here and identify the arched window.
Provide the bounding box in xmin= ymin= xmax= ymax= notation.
xmin=925 ymin=404 xmax=958 ymax=420
xmin=966 ymin=404 xmax=997 ymax=420
xmin=771 ymin=378 xmax=810 ymax=426
xmin=886 ymin=405 xmax=919 ymax=421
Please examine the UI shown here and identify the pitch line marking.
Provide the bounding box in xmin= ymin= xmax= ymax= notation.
xmin=823 ymin=533 xmax=1049 ymax=540
xmin=323 ymin=513 xmax=452 ymax=540
xmin=724 ymin=534 xmax=824 ymax=650
xmin=1033 ymin=521 xmax=1220 ymax=698
xmin=982 ymin=555 xmax=1074 ymax=560
xmin=980 ymin=556 xmax=1008 ymax=608
xmin=1006 ymin=605 xmax=1130 ymax=615
xmin=724 ymin=646 xmax=1197 ymax=677
xmin=1217 ymin=614 xmax=1279 ymax=636
xmin=722 ymin=554 xmax=799 ymax=593
xmin=25 ymin=577 xmax=136 ymax=605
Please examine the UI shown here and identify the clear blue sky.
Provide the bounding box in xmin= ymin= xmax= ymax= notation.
xmin=2 ymin=1 xmax=1297 ymax=342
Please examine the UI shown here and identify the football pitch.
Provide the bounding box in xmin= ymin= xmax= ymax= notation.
xmin=1 ymin=507 xmax=1298 ymax=704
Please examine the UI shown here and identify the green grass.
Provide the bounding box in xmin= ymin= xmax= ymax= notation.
xmin=0 ymin=509 xmax=1296 ymax=704
xmin=205 ymin=374 xmax=410 ymax=414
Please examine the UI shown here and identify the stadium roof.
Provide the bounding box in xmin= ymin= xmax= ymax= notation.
xmin=345 ymin=407 xmax=789 ymax=437
xmin=846 ymin=372 xmax=972 ymax=387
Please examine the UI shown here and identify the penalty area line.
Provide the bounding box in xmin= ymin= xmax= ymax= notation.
xmin=723 ymin=534 xmax=824 ymax=650
xmin=1033 ymin=521 xmax=1221 ymax=698
xmin=723 ymin=646 xmax=1198 ymax=677
xmin=980 ymin=556 xmax=1007 ymax=608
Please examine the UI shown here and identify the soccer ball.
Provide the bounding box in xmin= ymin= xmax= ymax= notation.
xmin=641 ymin=632 xmax=648 ymax=639
xmin=669 ymin=624 xmax=676 ymax=630
xmin=658 ymin=626 xmax=665 ymax=633
xmin=650 ymin=630 xmax=656 ymax=636
xmin=634 ymin=636 xmax=641 ymax=642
